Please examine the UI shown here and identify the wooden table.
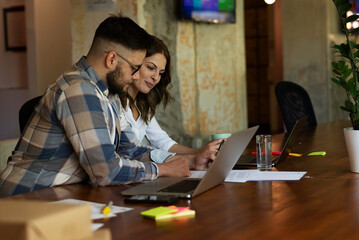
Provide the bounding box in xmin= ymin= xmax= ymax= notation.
xmin=8 ymin=120 xmax=359 ymax=240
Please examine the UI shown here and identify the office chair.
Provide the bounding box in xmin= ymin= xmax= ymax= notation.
xmin=275 ymin=81 xmax=317 ymax=132
xmin=19 ymin=96 xmax=42 ymax=134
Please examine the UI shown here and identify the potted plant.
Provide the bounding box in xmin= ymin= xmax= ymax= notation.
xmin=331 ymin=0 xmax=359 ymax=172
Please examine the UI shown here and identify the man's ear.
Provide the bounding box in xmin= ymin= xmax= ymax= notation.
xmin=104 ymin=51 xmax=117 ymax=69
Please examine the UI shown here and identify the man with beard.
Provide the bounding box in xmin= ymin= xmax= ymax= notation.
xmin=0 ymin=15 xmax=214 ymax=197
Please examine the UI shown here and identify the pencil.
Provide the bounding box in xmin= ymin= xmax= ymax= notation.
xmin=102 ymin=201 xmax=113 ymax=215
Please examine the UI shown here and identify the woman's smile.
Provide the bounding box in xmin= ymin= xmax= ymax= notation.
xmin=145 ymin=81 xmax=154 ymax=89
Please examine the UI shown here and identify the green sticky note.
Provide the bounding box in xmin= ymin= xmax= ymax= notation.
xmin=141 ymin=206 xmax=177 ymax=218
xmin=307 ymin=151 xmax=326 ymax=156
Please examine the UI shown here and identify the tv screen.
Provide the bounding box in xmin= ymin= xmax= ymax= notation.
xmin=181 ymin=0 xmax=236 ymax=24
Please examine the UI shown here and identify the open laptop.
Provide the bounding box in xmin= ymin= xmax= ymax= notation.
xmin=121 ymin=126 xmax=259 ymax=199
xmin=234 ymin=116 xmax=307 ymax=169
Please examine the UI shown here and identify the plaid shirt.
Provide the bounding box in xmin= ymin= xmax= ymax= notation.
xmin=0 ymin=57 xmax=173 ymax=197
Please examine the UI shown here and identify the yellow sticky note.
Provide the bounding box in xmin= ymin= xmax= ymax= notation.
xmin=141 ymin=206 xmax=177 ymax=218
xmin=155 ymin=209 xmax=196 ymax=221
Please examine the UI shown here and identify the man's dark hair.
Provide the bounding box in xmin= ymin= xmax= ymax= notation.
xmin=94 ymin=14 xmax=150 ymax=50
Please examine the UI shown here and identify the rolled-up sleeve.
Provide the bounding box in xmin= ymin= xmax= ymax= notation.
xmin=146 ymin=117 xmax=177 ymax=152
xmin=112 ymin=96 xmax=174 ymax=164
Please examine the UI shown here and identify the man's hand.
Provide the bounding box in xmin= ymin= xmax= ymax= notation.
xmin=170 ymin=151 xmax=216 ymax=171
xmin=158 ymin=141 xmax=222 ymax=176
xmin=157 ymin=156 xmax=191 ymax=177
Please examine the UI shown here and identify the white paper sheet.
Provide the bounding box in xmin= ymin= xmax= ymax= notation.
xmin=56 ymin=199 xmax=132 ymax=220
xmin=225 ymin=170 xmax=254 ymax=182
xmin=190 ymin=170 xmax=307 ymax=182
xmin=92 ymin=223 xmax=104 ymax=231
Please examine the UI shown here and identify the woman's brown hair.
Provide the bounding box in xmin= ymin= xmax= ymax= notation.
xmin=120 ymin=35 xmax=172 ymax=124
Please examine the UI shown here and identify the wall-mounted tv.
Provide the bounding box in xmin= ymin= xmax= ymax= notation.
xmin=180 ymin=0 xmax=236 ymax=24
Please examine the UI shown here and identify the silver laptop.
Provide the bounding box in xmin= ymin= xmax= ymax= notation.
xmin=121 ymin=126 xmax=259 ymax=199
xmin=234 ymin=116 xmax=307 ymax=168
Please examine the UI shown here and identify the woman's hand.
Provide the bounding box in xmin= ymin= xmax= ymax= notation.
xmin=199 ymin=138 xmax=225 ymax=157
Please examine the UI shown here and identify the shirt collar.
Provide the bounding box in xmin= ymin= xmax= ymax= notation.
xmin=77 ymin=56 xmax=109 ymax=96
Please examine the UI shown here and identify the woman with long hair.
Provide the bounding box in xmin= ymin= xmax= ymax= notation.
xmin=120 ymin=35 xmax=221 ymax=155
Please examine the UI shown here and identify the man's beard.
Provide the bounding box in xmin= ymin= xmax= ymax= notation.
xmin=106 ymin=64 xmax=127 ymax=96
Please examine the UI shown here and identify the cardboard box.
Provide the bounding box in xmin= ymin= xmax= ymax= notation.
xmin=0 ymin=199 xmax=93 ymax=240
xmin=84 ymin=228 xmax=111 ymax=240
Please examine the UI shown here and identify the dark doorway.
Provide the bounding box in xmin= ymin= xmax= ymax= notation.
xmin=244 ymin=0 xmax=283 ymax=134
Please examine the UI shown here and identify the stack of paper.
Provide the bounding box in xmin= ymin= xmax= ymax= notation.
xmin=190 ymin=170 xmax=307 ymax=182
xmin=226 ymin=170 xmax=307 ymax=182
xmin=141 ymin=206 xmax=195 ymax=220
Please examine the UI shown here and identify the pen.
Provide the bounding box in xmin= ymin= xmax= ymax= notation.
xmin=102 ymin=201 xmax=113 ymax=215
xmin=251 ymin=152 xmax=302 ymax=157
xmin=216 ymin=140 xmax=225 ymax=156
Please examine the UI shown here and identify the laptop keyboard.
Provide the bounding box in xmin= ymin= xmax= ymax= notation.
xmin=159 ymin=179 xmax=200 ymax=193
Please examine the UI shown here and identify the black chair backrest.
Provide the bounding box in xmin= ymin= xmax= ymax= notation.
xmin=19 ymin=96 xmax=42 ymax=134
xmin=275 ymin=81 xmax=317 ymax=132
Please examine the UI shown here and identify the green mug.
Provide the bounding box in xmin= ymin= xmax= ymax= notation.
xmin=211 ymin=133 xmax=231 ymax=141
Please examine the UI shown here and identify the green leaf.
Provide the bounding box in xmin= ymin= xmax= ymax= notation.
xmin=336 ymin=0 xmax=349 ymax=5
xmin=340 ymin=106 xmax=351 ymax=112
xmin=349 ymin=41 xmax=357 ymax=47
xmin=353 ymin=51 xmax=359 ymax=58
xmin=348 ymin=77 xmax=355 ymax=85
xmin=332 ymin=44 xmax=344 ymax=50
xmin=343 ymin=68 xmax=352 ymax=80
xmin=350 ymin=28 xmax=359 ymax=35
xmin=345 ymin=15 xmax=359 ymax=23
xmin=349 ymin=83 xmax=356 ymax=97
xmin=334 ymin=44 xmax=350 ymax=58
xmin=332 ymin=70 xmax=341 ymax=76
xmin=332 ymin=44 xmax=346 ymax=52
xmin=348 ymin=77 xmax=354 ymax=86
xmin=338 ymin=60 xmax=347 ymax=68
xmin=331 ymin=61 xmax=339 ymax=70
xmin=333 ymin=61 xmax=346 ymax=70
xmin=345 ymin=100 xmax=355 ymax=112
xmin=339 ymin=3 xmax=352 ymax=15
xmin=353 ymin=112 xmax=359 ymax=121
xmin=333 ymin=69 xmax=342 ymax=76
xmin=331 ymin=77 xmax=343 ymax=87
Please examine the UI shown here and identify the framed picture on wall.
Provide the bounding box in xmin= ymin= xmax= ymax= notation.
xmin=3 ymin=6 xmax=26 ymax=51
